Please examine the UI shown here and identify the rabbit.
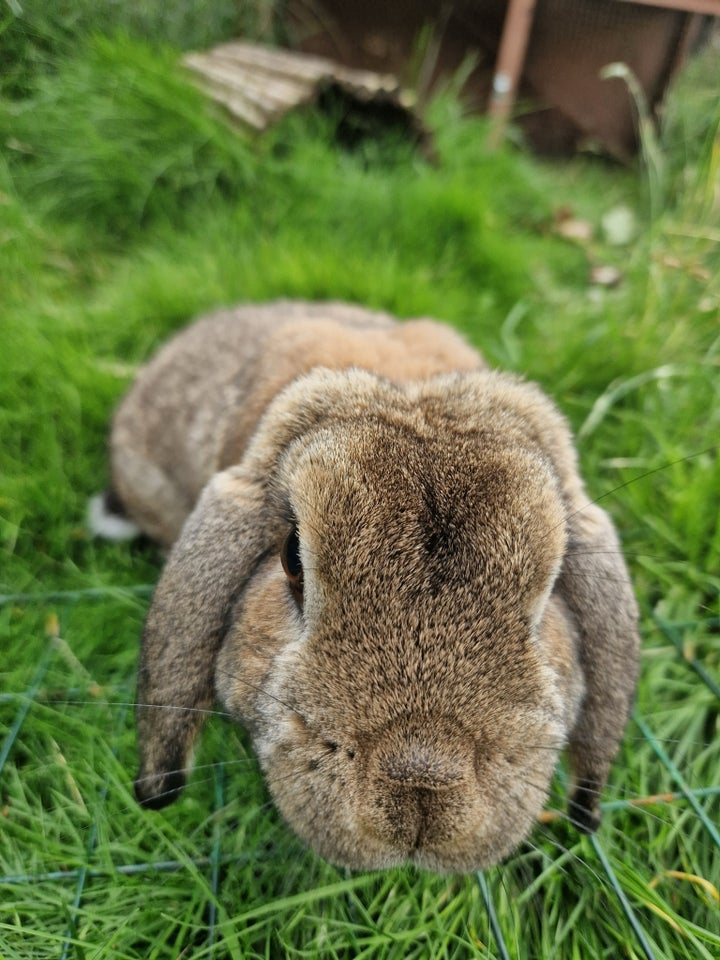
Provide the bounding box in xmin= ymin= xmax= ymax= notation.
xmin=95 ymin=300 xmax=640 ymax=874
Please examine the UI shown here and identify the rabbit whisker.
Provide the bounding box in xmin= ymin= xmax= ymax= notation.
xmin=213 ymin=666 xmax=311 ymax=725
xmin=503 ymin=786 xmax=600 ymax=879
xmin=544 ymin=444 xmax=719 ymax=543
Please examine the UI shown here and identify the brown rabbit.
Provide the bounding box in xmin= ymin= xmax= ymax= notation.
xmin=95 ymin=300 xmax=640 ymax=873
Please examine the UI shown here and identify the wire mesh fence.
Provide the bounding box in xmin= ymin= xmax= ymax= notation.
xmin=1 ymin=586 xmax=718 ymax=958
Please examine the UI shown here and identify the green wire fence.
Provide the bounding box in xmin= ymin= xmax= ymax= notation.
xmin=1 ymin=592 xmax=718 ymax=959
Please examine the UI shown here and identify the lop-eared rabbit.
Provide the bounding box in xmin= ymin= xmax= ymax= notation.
xmin=93 ymin=301 xmax=640 ymax=873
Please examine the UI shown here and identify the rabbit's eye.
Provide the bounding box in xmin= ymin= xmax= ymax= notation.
xmin=281 ymin=526 xmax=304 ymax=605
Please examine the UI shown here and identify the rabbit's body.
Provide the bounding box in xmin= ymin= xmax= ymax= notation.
xmin=111 ymin=301 xmax=482 ymax=545
xmin=105 ymin=301 xmax=640 ymax=873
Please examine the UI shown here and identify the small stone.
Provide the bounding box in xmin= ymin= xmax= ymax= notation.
xmin=590 ymin=265 xmax=623 ymax=287
xmin=601 ymin=205 xmax=636 ymax=246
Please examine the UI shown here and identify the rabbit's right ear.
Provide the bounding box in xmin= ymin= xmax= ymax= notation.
xmin=134 ymin=468 xmax=270 ymax=808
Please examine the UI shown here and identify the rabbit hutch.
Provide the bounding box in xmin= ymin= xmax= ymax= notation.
xmin=185 ymin=0 xmax=719 ymax=159
xmin=282 ymin=0 xmax=719 ymax=158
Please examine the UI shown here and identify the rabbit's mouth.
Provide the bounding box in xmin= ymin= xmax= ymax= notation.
xmin=254 ymin=679 xmax=566 ymax=873
xmin=299 ymin=746 xmax=553 ymax=873
xmin=356 ymin=783 xmax=543 ymax=874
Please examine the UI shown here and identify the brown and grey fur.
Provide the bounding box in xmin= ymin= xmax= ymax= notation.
xmin=106 ymin=300 xmax=640 ymax=873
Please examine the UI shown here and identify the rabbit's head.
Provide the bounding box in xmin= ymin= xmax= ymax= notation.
xmin=135 ymin=368 xmax=638 ymax=872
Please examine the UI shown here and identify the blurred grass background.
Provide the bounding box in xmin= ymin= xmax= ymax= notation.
xmin=0 ymin=4 xmax=718 ymax=958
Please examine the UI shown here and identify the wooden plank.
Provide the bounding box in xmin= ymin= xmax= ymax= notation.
xmin=612 ymin=0 xmax=720 ymax=14
xmin=182 ymin=41 xmax=415 ymax=134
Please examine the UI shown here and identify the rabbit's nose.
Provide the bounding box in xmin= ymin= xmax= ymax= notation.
xmin=363 ymin=730 xmax=476 ymax=853
xmin=380 ymin=741 xmax=466 ymax=790
xmin=371 ymin=724 xmax=475 ymax=790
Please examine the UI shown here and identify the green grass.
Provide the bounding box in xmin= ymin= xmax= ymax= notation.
xmin=1 ymin=10 xmax=719 ymax=959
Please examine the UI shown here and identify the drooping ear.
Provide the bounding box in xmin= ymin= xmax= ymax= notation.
xmin=134 ymin=468 xmax=270 ymax=808
xmin=556 ymin=501 xmax=641 ymax=832
xmin=474 ymin=373 xmax=642 ymax=833
xmin=132 ymin=366 xmax=363 ymax=809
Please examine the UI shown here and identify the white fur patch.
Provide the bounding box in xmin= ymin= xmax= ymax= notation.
xmin=87 ymin=493 xmax=141 ymax=541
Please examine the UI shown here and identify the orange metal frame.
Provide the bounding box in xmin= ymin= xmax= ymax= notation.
xmin=488 ymin=0 xmax=720 ymax=145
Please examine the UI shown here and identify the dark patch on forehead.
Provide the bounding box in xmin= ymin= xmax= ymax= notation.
xmin=419 ymin=480 xmax=459 ymax=558
xmin=415 ymin=472 xmax=475 ymax=601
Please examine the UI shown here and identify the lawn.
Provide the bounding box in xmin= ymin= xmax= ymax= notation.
xmin=0 ymin=6 xmax=718 ymax=959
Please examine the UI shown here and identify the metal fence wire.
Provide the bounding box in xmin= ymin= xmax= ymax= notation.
xmin=1 ymin=587 xmax=718 ymax=958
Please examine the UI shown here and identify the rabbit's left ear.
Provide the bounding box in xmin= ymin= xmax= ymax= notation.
xmin=556 ymin=501 xmax=641 ymax=832
xmin=133 ymin=367 xmax=377 ymax=808
xmin=134 ymin=468 xmax=270 ymax=809
xmin=490 ymin=374 xmax=641 ymax=832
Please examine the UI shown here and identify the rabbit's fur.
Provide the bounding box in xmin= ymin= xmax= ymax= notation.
xmin=106 ymin=301 xmax=640 ymax=873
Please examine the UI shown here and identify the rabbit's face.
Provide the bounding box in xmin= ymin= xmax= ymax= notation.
xmin=215 ymin=412 xmax=585 ymax=872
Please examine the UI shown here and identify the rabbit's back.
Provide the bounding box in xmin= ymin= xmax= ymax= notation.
xmin=110 ymin=301 xmax=483 ymax=544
